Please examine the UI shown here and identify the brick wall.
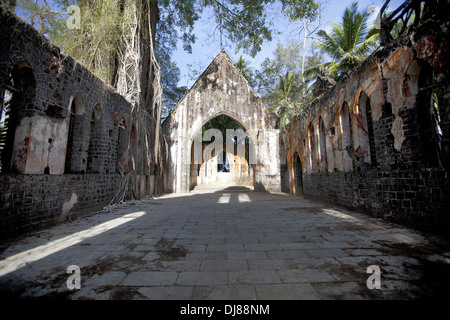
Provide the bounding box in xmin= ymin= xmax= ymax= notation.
xmin=0 ymin=7 xmax=158 ymax=239
xmin=302 ymin=168 xmax=449 ymax=236
xmin=281 ymin=9 xmax=450 ymax=237
xmin=0 ymin=174 xmax=121 ymax=238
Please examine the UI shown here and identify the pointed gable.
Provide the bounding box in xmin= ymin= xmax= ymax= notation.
xmin=168 ymin=49 xmax=264 ymax=119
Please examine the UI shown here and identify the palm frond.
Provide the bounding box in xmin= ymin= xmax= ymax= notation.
xmin=313 ymin=29 xmax=345 ymax=60
xmin=312 ymin=1 xmax=380 ymax=80
xmin=354 ymin=30 xmax=379 ymax=57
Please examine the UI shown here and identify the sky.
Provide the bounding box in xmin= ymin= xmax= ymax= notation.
xmin=172 ymin=0 xmax=405 ymax=89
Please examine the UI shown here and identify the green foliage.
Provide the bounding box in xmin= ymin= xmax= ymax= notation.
xmin=206 ymin=0 xmax=273 ymax=58
xmin=280 ymin=0 xmax=319 ymax=22
xmin=13 ymin=0 xmax=73 ymax=47
xmin=160 ymin=58 xmax=187 ymax=120
xmin=253 ymin=42 xmax=323 ymax=128
xmin=157 ymin=0 xmax=320 ymax=119
xmin=203 ymin=114 xmax=245 ymax=132
xmin=266 ymin=71 xmax=303 ymax=128
xmin=312 ymin=2 xmax=380 ymax=79
xmin=235 ymin=56 xmax=256 ymax=87
xmin=388 ymin=2 xmax=424 ymax=40
xmin=254 ymin=41 xmax=302 ymax=97
xmin=63 ymin=0 xmax=127 ymax=85
xmin=202 ymin=115 xmax=247 ymax=144
xmin=10 ymin=0 xmax=321 ymax=121
xmin=157 ymin=0 xmax=200 ymax=54
xmin=158 ymin=0 xmax=319 ymax=59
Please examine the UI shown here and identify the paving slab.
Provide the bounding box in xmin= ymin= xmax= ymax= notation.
xmin=278 ymin=269 xmax=338 ymax=283
xmin=176 ymin=271 xmax=228 ymax=286
xmin=200 ymin=260 xmax=248 ymax=271
xmin=255 ymin=283 xmax=321 ymax=300
xmin=1 ymin=186 xmax=450 ymax=300
xmin=228 ymin=270 xmax=281 ymax=285
xmin=123 ymin=272 xmax=178 ymax=286
xmin=207 ymin=285 xmax=256 ymax=300
xmin=138 ymin=286 xmax=194 ymax=300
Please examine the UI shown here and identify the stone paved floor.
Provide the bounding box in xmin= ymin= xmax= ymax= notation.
xmin=1 ymin=186 xmax=450 ymax=300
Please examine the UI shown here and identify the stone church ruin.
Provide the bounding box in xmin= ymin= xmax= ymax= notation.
xmin=0 ymin=0 xmax=449 ymax=240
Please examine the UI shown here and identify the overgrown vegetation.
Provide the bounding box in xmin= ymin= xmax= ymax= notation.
xmin=6 ymin=0 xmax=406 ymax=167
xmin=251 ymin=42 xmax=323 ymax=128
xmin=311 ymin=2 xmax=380 ymax=80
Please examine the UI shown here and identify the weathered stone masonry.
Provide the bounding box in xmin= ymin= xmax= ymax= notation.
xmin=281 ymin=6 xmax=450 ymax=236
xmin=162 ymin=51 xmax=281 ymax=194
xmin=1 ymin=1 xmax=449 ymax=241
xmin=0 ymin=7 xmax=161 ymax=238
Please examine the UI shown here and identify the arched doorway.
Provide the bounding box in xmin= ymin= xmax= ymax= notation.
xmin=294 ymin=152 xmax=303 ymax=195
xmin=190 ymin=114 xmax=255 ymax=189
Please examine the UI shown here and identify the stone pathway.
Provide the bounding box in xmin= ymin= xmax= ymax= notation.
xmin=1 ymin=186 xmax=449 ymax=300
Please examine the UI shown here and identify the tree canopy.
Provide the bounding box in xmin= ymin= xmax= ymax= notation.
xmin=8 ymin=0 xmax=322 ymax=115
xmin=253 ymin=42 xmax=323 ymax=128
xmin=11 ymin=0 xmax=379 ymax=128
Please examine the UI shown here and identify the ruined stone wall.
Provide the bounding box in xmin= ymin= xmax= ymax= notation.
xmin=281 ymin=12 xmax=450 ymax=236
xmin=0 ymin=7 xmax=162 ymax=238
xmin=0 ymin=174 xmax=121 ymax=236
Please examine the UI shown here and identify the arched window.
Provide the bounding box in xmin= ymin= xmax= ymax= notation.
xmin=0 ymin=88 xmax=13 ymax=173
xmin=139 ymin=140 xmax=145 ymax=176
xmin=339 ymin=102 xmax=354 ymax=172
xmin=318 ymin=117 xmax=328 ymax=171
xmin=308 ymin=121 xmax=316 ymax=172
xmin=86 ymin=104 xmax=102 ymax=173
xmin=129 ymin=124 xmax=137 ymax=171
xmin=417 ymin=60 xmax=443 ymax=168
xmin=1 ymin=61 xmax=35 ymax=173
xmin=339 ymin=102 xmax=353 ymax=151
xmin=355 ymin=91 xmax=377 ymax=166
xmin=65 ymin=93 xmax=84 ymax=173
xmin=117 ymin=118 xmax=127 ymax=160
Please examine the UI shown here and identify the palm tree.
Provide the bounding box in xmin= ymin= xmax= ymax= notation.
xmin=236 ymin=56 xmax=247 ymax=74
xmin=268 ymin=72 xmax=303 ymax=128
xmin=235 ymin=56 xmax=256 ymax=86
xmin=312 ymin=2 xmax=379 ymax=79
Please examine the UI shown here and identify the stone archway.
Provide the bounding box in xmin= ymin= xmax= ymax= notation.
xmin=189 ymin=114 xmax=255 ymax=190
xmin=163 ymin=50 xmax=280 ymax=193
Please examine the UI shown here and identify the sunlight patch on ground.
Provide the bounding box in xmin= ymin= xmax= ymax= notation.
xmin=322 ymin=209 xmax=360 ymax=222
xmin=0 ymin=211 xmax=147 ymax=277
xmin=238 ymin=193 xmax=252 ymax=203
xmin=218 ymin=194 xmax=231 ymax=204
